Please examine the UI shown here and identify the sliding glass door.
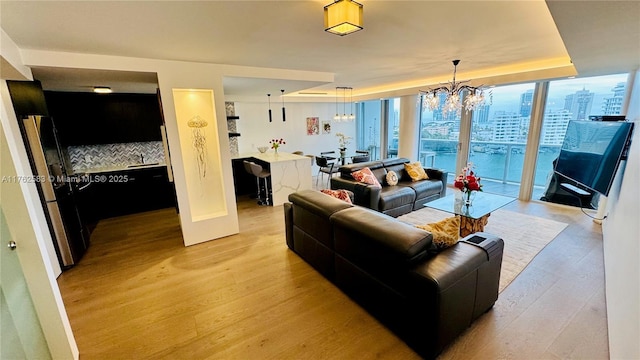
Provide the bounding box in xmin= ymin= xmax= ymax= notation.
xmin=418 ymin=94 xmax=462 ymax=181
xmin=469 ymin=83 xmax=536 ymax=197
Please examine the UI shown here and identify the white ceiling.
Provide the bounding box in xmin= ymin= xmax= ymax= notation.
xmin=1 ymin=1 xmax=638 ymax=99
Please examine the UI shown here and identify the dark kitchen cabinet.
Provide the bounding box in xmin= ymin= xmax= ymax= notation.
xmin=44 ymin=91 xmax=163 ymax=146
xmin=77 ymin=167 xmax=176 ymax=220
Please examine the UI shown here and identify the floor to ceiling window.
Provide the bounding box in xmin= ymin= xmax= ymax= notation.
xmin=469 ymin=83 xmax=536 ymax=197
xmin=356 ymin=100 xmax=382 ymax=160
xmin=536 ymin=73 xmax=629 ymax=208
xmin=387 ymin=98 xmax=400 ymax=158
xmin=356 ymin=98 xmax=400 ymax=161
xmin=418 ymin=93 xmax=462 ymax=179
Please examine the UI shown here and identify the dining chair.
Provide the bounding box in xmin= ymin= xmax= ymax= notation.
xmin=320 ymin=151 xmax=337 ymax=161
xmin=315 ymin=156 xmax=339 ymax=188
xmin=351 ymin=154 xmax=370 ymax=163
xmin=350 ymin=150 xmax=370 ymax=163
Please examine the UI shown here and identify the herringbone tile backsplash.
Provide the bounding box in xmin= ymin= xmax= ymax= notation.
xmin=68 ymin=141 xmax=165 ymax=172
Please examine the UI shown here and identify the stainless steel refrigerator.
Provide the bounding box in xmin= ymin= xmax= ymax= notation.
xmin=7 ymin=80 xmax=89 ymax=268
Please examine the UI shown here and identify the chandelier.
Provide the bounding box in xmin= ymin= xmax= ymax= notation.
xmin=324 ymin=0 xmax=363 ymax=36
xmin=419 ymin=60 xmax=489 ymax=116
xmin=333 ymin=86 xmax=355 ymax=122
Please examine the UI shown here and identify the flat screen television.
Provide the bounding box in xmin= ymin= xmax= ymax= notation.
xmin=554 ymin=120 xmax=634 ymax=197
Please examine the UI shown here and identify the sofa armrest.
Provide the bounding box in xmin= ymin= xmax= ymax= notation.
xmin=331 ymin=177 xmax=381 ymax=210
xmin=426 ymin=168 xmax=448 ymax=197
xmin=284 ymin=202 xmax=293 ymax=250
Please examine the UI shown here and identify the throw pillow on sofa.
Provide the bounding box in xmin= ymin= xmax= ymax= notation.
xmin=386 ymin=171 xmax=399 ymax=186
xmin=320 ymin=189 xmax=353 ymax=204
xmin=352 ymin=167 xmax=382 ymax=188
xmin=416 ymin=215 xmax=460 ymax=249
xmin=404 ymin=162 xmax=429 ymax=181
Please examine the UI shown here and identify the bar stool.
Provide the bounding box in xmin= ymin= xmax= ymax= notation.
xmin=249 ymin=161 xmax=271 ymax=206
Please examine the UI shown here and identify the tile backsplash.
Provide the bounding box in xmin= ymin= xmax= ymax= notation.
xmin=67 ymin=141 xmax=165 ymax=172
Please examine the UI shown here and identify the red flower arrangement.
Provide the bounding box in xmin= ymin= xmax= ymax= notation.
xmin=454 ymin=163 xmax=482 ymax=203
xmin=270 ymin=138 xmax=286 ymax=151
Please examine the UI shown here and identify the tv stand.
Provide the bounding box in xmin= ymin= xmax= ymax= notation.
xmin=560 ymin=183 xmax=591 ymax=197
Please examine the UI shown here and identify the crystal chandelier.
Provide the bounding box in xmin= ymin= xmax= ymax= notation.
xmin=419 ymin=60 xmax=489 ymax=116
xmin=333 ymin=86 xmax=355 ymax=122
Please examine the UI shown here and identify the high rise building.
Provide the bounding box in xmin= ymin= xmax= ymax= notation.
xmin=520 ymin=89 xmax=534 ymax=118
xmin=541 ymin=110 xmax=572 ymax=145
xmin=472 ymin=104 xmax=491 ymax=124
xmin=493 ymin=111 xmax=521 ymax=142
xmin=564 ymin=88 xmax=594 ymax=120
xmin=602 ymin=82 xmax=626 ymax=115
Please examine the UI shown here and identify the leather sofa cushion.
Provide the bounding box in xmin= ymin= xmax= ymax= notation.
xmin=289 ymin=190 xmax=353 ymax=248
xmin=289 ymin=190 xmax=353 ymax=216
xmin=379 ymin=186 xmax=416 ymax=211
xmin=399 ymin=180 xmax=443 ymax=200
xmin=331 ymin=207 xmax=433 ymax=265
xmin=371 ymin=166 xmax=388 ymax=186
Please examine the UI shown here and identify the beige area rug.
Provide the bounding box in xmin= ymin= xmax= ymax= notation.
xmin=398 ymin=207 xmax=568 ymax=292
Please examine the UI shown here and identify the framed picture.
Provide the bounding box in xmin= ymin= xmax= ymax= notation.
xmin=322 ymin=121 xmax=331 ymax=134
xmin=306 ymin=117 xmax=319 ymax=135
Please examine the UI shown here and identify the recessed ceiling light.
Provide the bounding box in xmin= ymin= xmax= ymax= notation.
xmin=93 ymin=86 xmax=112 ymax=94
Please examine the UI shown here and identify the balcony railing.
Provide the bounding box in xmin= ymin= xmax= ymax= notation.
xmin=419 ymin=139 xmax=561 ymax=187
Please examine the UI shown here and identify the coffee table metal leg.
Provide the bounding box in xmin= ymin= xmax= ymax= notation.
xmin=460 ymin=213 xmax=491 ymax=237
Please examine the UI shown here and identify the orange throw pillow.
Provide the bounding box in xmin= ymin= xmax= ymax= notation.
xmin=351 ymin=167 xmax=382 ymax=188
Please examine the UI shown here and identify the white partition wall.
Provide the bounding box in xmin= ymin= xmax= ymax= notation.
xmin=172 ymin=89 xmax=227 ymax=221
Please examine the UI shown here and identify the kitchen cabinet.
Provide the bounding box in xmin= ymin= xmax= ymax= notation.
xmin=44 ymin=91 xmax=163 ymax=146
xmin=77 ymin=166 xmax=176 ymax=220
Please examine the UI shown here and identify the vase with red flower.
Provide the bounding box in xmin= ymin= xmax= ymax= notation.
xmin=453 ymin=163 xmax=483 ymax=206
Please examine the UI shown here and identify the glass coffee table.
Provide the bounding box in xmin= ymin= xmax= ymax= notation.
xmin=424 ymin=192 xmax=516 ymax=237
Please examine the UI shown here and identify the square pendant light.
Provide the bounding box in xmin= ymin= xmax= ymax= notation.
xmin=324 ymin=0 xmax=363 ymax=36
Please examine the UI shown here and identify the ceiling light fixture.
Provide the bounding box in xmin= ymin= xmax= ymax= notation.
xmin=418 ymin=60 xmax=490 ymax=116
xmin=334 ymin=86 xmax=354 ymax=122
xmin=93 ymin=86 xmax=112 ymax=94
xmin=281 ymin=89 xmax=286 ymax=122
xmin=324 ymin=0 xmax=363 ymax=36
xmin=267 ymin=93 xmax=272 ymax=122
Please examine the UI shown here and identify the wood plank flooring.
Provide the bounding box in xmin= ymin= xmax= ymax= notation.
xmin=57 ymin=189 xmax=608 ymax=359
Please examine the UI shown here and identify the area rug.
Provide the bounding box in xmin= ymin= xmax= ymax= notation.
xmin=397 ymin=207 xmax=568 ymax=292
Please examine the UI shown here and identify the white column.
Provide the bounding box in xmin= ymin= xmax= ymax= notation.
xmin=398 ymin=94 xmax=420 ymax=160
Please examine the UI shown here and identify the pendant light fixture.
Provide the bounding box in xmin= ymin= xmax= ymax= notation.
xmin=334 ymin=86 xmax=354 ymax=122
xmin=267 ymin=93 xmax=272 ymax=122
xmin=349 ymin=87 xmax=355 ymax=120
xmin=281 ymin=89 xmax=286 ymax=122
xmin=341 ymin=87 xmax=348 ymax=121
xmin=334 ymin=89 xmax=340 ymax=120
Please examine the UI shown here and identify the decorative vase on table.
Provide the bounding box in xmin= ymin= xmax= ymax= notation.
xmin=464 ymin=190 xmax=476 ymax=206
xmin=270 ymin=138 xmax=285 ymax=155
xmin=454 ymin=162 xmax=483 ymax=208
xmin=339 ymin=148 xmax=346 ymax=157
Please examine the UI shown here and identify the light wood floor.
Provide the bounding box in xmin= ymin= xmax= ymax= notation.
xmin=57 ymin=188 xmax=609 ymax=359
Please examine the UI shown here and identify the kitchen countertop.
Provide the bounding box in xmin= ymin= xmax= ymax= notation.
xmin=72 ymin=163 xmax=167 ymax=174
xmin=233 ymin=152 xmax=308 ymax=163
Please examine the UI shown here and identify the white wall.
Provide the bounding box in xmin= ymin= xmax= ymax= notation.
xmin=234 ymin=101 xmax=356 ymax=170
xmin=602 ymin=70 xmax=640 ymax=359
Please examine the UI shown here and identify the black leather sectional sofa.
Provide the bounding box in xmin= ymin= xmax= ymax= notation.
xmin=284 ymin=189 xmax=504 ymax=359
xmin=330 ymin=157 xmax=447 ymax=217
